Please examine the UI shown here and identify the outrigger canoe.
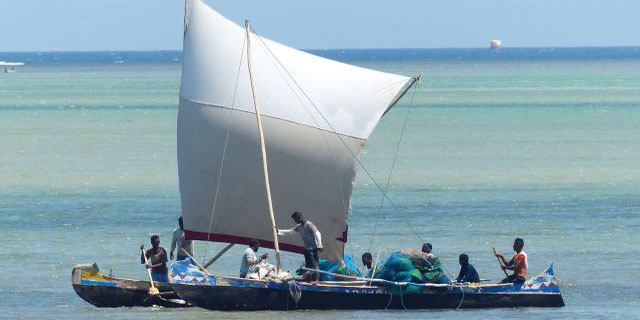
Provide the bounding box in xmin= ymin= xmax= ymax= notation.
xmin=72 ymin=263 xmax=190 ymax=308
xmin=170 ymin=0 xmax=565 ymax=311
xmin=169 ymin=260 xmax=564 ymax=310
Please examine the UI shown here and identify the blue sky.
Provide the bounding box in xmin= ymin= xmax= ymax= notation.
xmin=1 ymin=0 xmax=637 ymax=51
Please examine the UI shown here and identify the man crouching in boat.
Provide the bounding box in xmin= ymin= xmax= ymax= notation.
xmin=140 ymin=235 xmax=169 ymax=282
xmin=240 ymin=239 xmax=276 ymax=279
xmin=495 ymin=237 xmax=528 ymax=284
xmin=278 ymin=211 xmax=323 ymax=284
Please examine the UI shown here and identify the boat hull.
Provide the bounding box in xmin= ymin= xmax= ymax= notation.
xmin=169 ymin=261 xmax=564 ymax=310
xmin=171 ymin=282 xmax=563 ymax=310
xmin=72 ymin=263 xmax=189 ymax=308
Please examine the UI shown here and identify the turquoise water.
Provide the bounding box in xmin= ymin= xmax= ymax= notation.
xmin=1 ymin=49 xmax=639 ymax=319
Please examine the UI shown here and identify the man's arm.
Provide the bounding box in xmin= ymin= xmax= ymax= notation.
xmin=244 ymin=251 xmax=263 ymax=266
xmin=456 ymin=268 xmax=464 ymax=282
xmin=500 ymin=256 xmax=516 ymax=270
xmin=314 ymin=230 xmax=323 ymax=251
xmin=161 ymin=248 xmax=168 ymax=263
xmin=494 ymin=253 xmax=509 ymax=266
xmin=277 ymin=225 xmax=298 ymax=236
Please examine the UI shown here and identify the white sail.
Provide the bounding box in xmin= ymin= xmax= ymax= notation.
xmin=178 ymin=0 xmax=412 ymax=261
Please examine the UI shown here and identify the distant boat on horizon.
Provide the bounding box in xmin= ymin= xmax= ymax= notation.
xmin=0 ymin=61 xmax=24 ymax=73
xmin=490 ymin=39 xmax=502 ymax=51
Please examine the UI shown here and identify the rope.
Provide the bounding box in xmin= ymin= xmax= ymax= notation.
xmin=368 ymin=83 xmax=419 ymax=252
xmin=248 ymin=25 xmax=421 ymax=242
xmin=384 ymin=291 xmax=393 ymax=310
xmin=250 ymin=29 xmax=349 ymax=220
xmin=399 ymin=285 xmax=408 ymax=310
xmin=201 ymin=36 xmax=246 ymax=263
xmin=456 ymin=287 xmax=465 ymax=310
xmin=250 ymin=30 xmax=359 ymax=258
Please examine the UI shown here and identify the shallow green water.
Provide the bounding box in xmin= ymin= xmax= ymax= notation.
xmin=1 ymin=50 xmax=639 ymax=319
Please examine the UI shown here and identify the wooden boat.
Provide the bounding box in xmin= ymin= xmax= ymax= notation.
xmin=72 ymin=263 xmax=189 ymax=308
xmin=169 ymin=0 xmax=565 ymax=310
xmin=170 ymin=260 xmax=563 ymax=310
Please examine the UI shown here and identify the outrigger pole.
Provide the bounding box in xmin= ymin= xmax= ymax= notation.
xmin=245 ymin=20 xmax=282 ymax=271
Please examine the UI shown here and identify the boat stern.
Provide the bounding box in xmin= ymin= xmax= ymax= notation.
xmin=522 ymin=263 xmax=562 ymax=294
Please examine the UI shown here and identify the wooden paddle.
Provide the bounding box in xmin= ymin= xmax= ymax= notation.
xmin=492 ymin=246 xmax=509 ymax=277
xmin=141 ymin=246 xmax=160 ymax=295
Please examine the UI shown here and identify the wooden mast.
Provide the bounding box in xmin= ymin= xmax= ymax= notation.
xmin=245 ymin=20 xmax=282 ymax=271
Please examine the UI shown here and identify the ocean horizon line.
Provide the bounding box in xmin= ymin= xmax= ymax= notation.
xmin=2 ymin=46 xmax=639 ymax=65
xmin=2 ymin=45 xmax=640 ymax=54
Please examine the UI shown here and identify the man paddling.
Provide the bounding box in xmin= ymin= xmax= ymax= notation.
xmin=140 ymin=235 xmax=169 ymax=282
xmin=278 ymin=211 xmax=323 ymax=283
xmin=170 ymin=216 xmax=193 ymax=261
xmin=495 ymin=238 xmax=528 ymax=284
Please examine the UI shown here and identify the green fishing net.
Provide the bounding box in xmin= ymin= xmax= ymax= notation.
xmin=374 ymin=249 xmax=450 ymax=293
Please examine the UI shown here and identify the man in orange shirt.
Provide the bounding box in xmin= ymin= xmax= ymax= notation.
xmin=495 ymin=238 xmax=528 ymax=284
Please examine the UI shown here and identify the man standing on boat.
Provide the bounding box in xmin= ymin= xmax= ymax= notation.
xmin=278 ymin=211 xmax=323 ymax=283
xmin=170 ymin=216 xmax=193 ymax=261
xmin=495 ymin=238 xmax=528 ymax=284
xmin=140 ymin=235 xmax=169 ymax=282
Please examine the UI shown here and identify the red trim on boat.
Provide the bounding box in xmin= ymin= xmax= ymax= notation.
xmin=184 ymin=230 xmax=305 ymax=254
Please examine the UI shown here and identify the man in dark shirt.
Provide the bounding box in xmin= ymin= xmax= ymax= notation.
xmin=362 ymin=252 xmax=373 ymax=270
xmin=456 ymin=253 xmax=481 ymax=283
xmin=140 ymin=235 xmax=169 ymax=282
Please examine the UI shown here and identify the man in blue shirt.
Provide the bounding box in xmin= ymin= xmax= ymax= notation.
xmin=456 ymin=253 xmax=480 ymax=283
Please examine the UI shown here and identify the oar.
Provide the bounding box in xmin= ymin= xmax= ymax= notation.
xmin=492 ymin=246 xmax=509 ymax=277
xmin=141 ymin=247 xmax=160 ymax=295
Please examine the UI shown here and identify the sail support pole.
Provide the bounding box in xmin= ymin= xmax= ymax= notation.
xmin=382 ymin=74 xmax=421 ymax=116
xmin=245 ymin=20 xmax=282 ymax=271
xmin=203 ymin=243 xmax=235 ymax=269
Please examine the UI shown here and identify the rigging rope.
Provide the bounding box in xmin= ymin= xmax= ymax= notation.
xmin=249 ymin=28 xmax=357 ymax=257
xmin=201 ymin=36 xmax=246 ymax=264
xmin=249 ymin=25 xmax=423 ymax=243
xmin=250 ymin=32 xmax=349 ymax=220
xmin=368 ymin=84 xmax=419 ymax=252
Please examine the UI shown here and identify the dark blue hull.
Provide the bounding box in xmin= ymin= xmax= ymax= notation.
xmin=171 ymin=281 xmax=564 ymax=310
xmin=169 ymin=261 xmax=564 ymax=310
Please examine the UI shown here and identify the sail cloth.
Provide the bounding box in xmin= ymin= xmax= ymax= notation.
xmin=178 ymin=0 xmax=413 ymax=261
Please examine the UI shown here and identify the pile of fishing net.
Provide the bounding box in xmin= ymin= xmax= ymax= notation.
xmin=296 ymin=254 xmax=362 ymax=281
xmin=374 ymin=249 xmax=450 ymax=291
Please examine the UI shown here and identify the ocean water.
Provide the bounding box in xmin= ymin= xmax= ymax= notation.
xmin=1 ymin=48 xmax=639 ymax=319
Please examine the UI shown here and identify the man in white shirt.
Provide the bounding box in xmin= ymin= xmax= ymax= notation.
xmin=170 ymin=217 xmax=193 ymax=261
xmin=278 ymin=211 xmax=323 ymax=283
xmin=240 ymin=239 xmax=269 ymax=278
